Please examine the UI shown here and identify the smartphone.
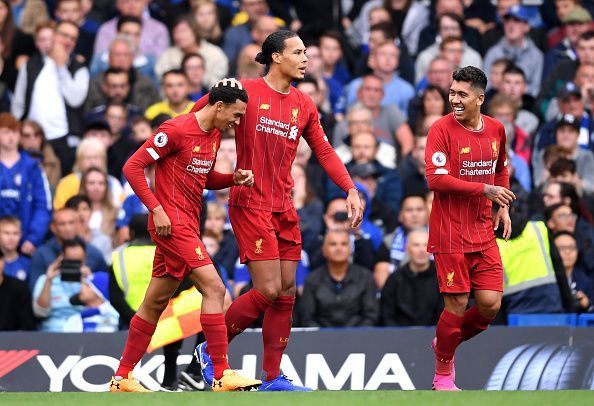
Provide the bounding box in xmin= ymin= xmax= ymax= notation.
xmin=60 ymin=259 xmax=82 ymax=282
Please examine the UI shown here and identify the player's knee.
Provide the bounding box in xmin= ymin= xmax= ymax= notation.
xmin=256 ymin=285 xmax=280 ymax=302
xmin=280 ymin=284 xmax=296 ymax=297
xmin=478 ymin=300 xmax=501 ymax=319
xmin=445 ymin=294 xmax=468 ymax=314
xmin=203 ymin=280 xmax=227 ymax=300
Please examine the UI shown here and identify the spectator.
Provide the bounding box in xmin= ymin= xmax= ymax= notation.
xmin=93 ymin=0 xmax=169 ymax=59
xmin=12 ymin=20 xmax=90 ymax=175
xmin=155 ymin=15 xmax=227 ymax=88
xmin=29 ymin=207 xmax=107 ymax=290
xmin=409 ymin=84 xmax=450 ymax=133
xmin=91 ymin=17 xmax=156 ymax=83
xmin=85 ymin=67 xmax=149 ymax=119
xmin=344 ymin=42 xmax=416 ymax=119
xmin=554 ymin=230 xmax=594 ymax=312
xmin=483 ymin=5 xmax=543 ymax=98
xmin=109 ymin=213 xmax=154 ymax=325
xmin=328 ymin=131 xmax=403 ymax=215
xmin=380 ymin=228 xmax=442 ymax=325
xmin=533 ymin=115 xmax=594 ymax=193
xmin=318 ymin=30 xmax=350 ymax=112
xmin=484 ymin=57 xmax=510 ymax=105
xmin=310 ymin=198 xmax=376 ymax=271
xmin=351 ymin=0 xmax=429 ymax=56
xmin=182 ymin=53 xmax=208 ymax=101
xmin=102 ymin=103 xmax=137 ymax=180
xmin=487 ymin=93 xmax=532 ymax=167
xmin=374 ymin=194 xmax=429 ymax=289
xmin=348 ymin=73 xmax=414 ymax=159
xmin=204 ymin=202 xmax=238 ymax=281
xmin=79 ymin=167 xmax=118 ymax=240
xmin=54 ymin=0 xmax=96 ymax=64
xmin=0 ymin=251 xmax=36 ymax=330
xmin=32 ymin=20 xmax=54 ymax=58
xmin=67 ymin=271 xmax=120 ymax=331
xmin=65 ymin=194 xmax=112 ymax=265
xmin=535 ymin=81 xmax=594 ymax=153
xmin=0 ymin=216 xmax=31 ymax=282
xmin=192 ymin=0 xmax=224 ymax=46
xmin=0 ymin=0 xmax=36 ymax=92
xmin=543 ymin=6 xmax=593 ymax=82
xmin=415 ymin=13 xmax=482 ymax=84
xmin=500 ymin=64 xmax=540 ymax=135
xmin=235 ymin=42 xmax=265 ymax=79
xmin=130 ymin=115 xmax=152 ymax=145
xmin=145 ymin=69 xmax=193 ymax=121
xmin=32 ymin=237 xmax=93 ymax=331
xmin=399 ymin=134 xmax=429 ymax=196
xmin=19 ymin=119 xmax=62 ymax=190
xmin=0 ymin=112 xmax=51 ymax=255
xmin=16 ymin=0 xmax=50 ymax=36
xmin=540 ymin=31 xmax=594 ymax=117
xmin=302 ymin=43 xmax=340 ymax=116
xmin=291 ymin=163 xmax=323 ymax=260
xmin=301 ymin=230 xmax=379 ymax=328
xmin=53 ymin=136 xmax=123 ymax=210
xmin=295 ymin=75 xmax=336 ymax=140
xmin=201 ymin=230 xmax=233 ymax=301
xmin=539 ymin=180 xmax=594 ymax=225
xmin=333 ymin=106 xmax=397 ymax=170
xmin=545 ymin=202 xmax=594 ymax=275
xmin=222 ymin=0 xmax=283 ymax=65
xmin=498 ymin=208 xmax=572 ymax=315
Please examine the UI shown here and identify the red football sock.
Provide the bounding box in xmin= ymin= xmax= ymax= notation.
xmin=262 ymin=296 xmax=295 ymax=381
xmin=225 ymin=289 xmax=272 ymax=342
xmin=435 ymin=310 xmax=463 ymax=375
xmin=201 ymin=313 xmax=230 ymax=380
xmin=460 ymin=306 xmax=493 ymax=342
xmin=115 ymin=315 xmax=156 ymax=377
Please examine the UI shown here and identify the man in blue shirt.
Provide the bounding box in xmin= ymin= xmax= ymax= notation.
xmin=0 ymin=113 xmax=52 ymax=256
xmin=29 ymin=208 xmax=107 ymax=290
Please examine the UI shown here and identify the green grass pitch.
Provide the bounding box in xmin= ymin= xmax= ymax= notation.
xmin=1 ymin=391 xmax=593 ymax=406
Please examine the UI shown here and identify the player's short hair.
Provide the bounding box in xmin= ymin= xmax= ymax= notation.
xmin=64 ymin=195 xmax=92 ymax=210
xmin=255 ymin=30 xmax=299 ymax=65
xmin=117 ymin=15 xmax=142 ymax=31
xmin=208 ymin=78 xmax=248 ymax=105
xmin=452 ymin=66 xmax=488 ymax=92
xmin=503 ymin=64 xmax=526 ymax=80
xmin=0 ymin=215 xmax=22 ymax=229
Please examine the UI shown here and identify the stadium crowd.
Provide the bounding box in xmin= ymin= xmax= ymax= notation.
xmin=2 ymin=0 xmax=594 ymax=340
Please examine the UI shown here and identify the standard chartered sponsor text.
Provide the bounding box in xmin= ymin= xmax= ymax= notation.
xmin=459 ymin=159 xmax=496 ymax=176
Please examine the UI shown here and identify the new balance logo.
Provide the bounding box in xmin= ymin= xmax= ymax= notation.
xmin=193 ymin=146 xmax=201 ymax=153
xmin=0 ymin=350 xmax=39 ymax=378
xmin=460 ymin=147 xmax=470 ymax=154
xmin=260 ymin=104 xmax=270 ymax=110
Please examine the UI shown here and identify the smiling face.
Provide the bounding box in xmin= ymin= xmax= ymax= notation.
xmin=449 ymin=79 xmax=484 ymax=124
xmin=214 ymin=100 xmax=247 ymax=131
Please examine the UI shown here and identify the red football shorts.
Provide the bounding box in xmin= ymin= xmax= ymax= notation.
xmin=433 ymin=244 xmax=504 ymax=293
xmin=229 ymin=205 xmax=302 ymax=263
xmin=149 ymin=224 xmax=212 ymax=281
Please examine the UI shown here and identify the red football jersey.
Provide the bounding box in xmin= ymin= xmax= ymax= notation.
xmin=123 ymin=113 xmax=222 ymax=231
xmin=191 ymin=78 xmax=353 ymax=212
xmin=425 ymin=113 xmax=509 ymax=253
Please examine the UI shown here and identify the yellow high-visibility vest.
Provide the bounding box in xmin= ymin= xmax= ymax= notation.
xmin=112 ymin=244 xmax=155 ymax=311
xmin=497 ymin=221 xmax=557 ymax=296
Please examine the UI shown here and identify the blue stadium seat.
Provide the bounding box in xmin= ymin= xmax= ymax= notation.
xmin=507 ymin=314 xmax=578 ymax=327
xmin=577 ymin=314 xmax=594 ymax=327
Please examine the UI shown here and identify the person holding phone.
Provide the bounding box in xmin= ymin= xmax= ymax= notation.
xmin=32 ymin=237 xmax=92 ymax=332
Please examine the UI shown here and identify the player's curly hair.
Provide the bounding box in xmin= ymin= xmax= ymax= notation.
xmin=208 ymin=78 xmax=248 ymax=105
xmin=255 ymin=30 xmax=298 ymax=65
xmin=452 ymin=66 xmax=488 ymax=92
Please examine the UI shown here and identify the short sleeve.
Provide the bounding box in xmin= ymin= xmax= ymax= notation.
xmin=144 ymin=120 xmax=182 ymax=161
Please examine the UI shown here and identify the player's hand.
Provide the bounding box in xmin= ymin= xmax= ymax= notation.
xmin=483 ymin=184 xmax=516 ymax=207
xmin=152 ymin=205 xmax=172 ymax=238
xmin=346 ymin=188 xmax=363 ymax=228
xmin=234 ymin=169 xmax=254 ymax=186
xmin=21 ymin=240 xmax=36 ymax=255
xmin=494 ymin=206 xmax=512 ymax=241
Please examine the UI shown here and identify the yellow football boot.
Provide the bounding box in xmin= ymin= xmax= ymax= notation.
xmin=109 ymin=372 xmax=152 ymax=392
xmin=211 ymin=369 xmax=262 ymax=392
